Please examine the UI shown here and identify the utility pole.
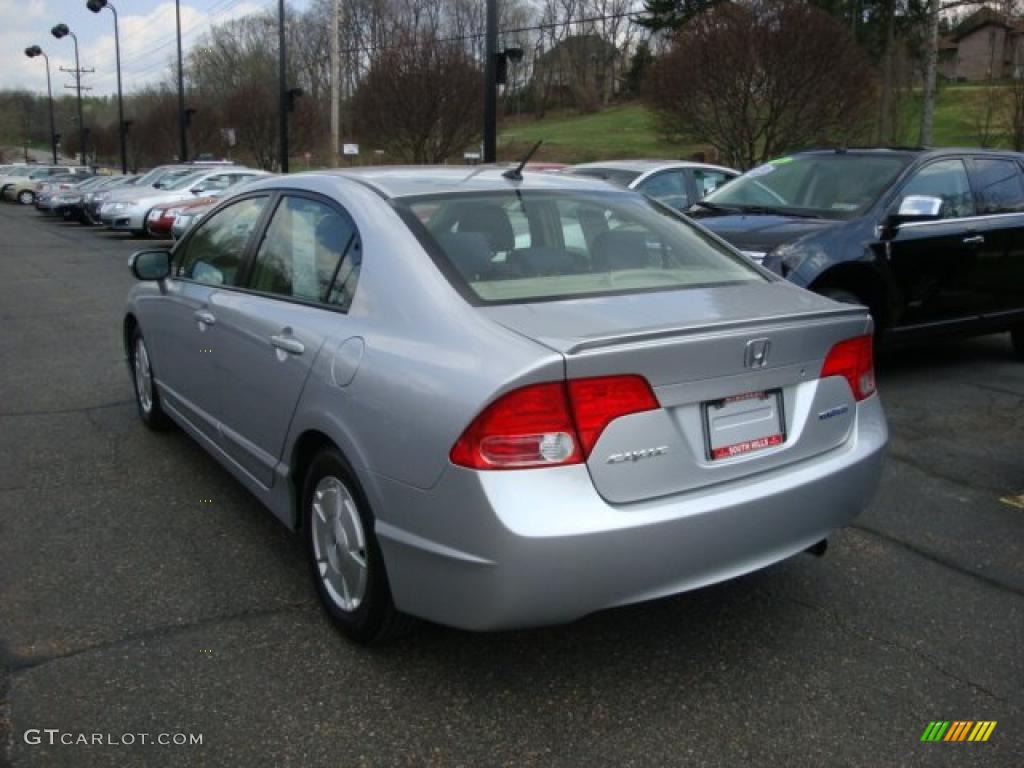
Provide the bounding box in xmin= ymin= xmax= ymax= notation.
xmin=175 ymin=0 xmax=188 ymax=161
xmin=279 ymin=0 xmax=289 ymax=172
xmin=330 ymin=0 xmax=340 ymax=165
xmin=483 ymin=0 xmax=498 ymax=162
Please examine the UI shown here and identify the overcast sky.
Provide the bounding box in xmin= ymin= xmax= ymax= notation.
xmin=2 ymin=0 xmax=309 ymax=96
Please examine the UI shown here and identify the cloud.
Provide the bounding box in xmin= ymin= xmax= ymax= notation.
xmin=0 ymin=1 xmax=267 ymax=95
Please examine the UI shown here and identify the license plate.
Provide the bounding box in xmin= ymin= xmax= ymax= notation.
xmin=703 ymin=389 xmax=785 ymax=461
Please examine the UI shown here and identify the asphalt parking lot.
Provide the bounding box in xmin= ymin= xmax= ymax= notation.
xmin=0 ymin=202 xmax=1021 ymax=768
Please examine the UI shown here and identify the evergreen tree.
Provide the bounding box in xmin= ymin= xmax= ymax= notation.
xmin=637 ymin=0 xmax=721 ymax=32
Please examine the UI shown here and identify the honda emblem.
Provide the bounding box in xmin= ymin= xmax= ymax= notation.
xmin=744 ymin=338 xmax=771 ymax=369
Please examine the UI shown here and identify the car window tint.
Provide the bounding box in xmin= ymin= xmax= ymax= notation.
xmin=247 ymin=196 xmax=358 ymax=306
xmin=407 ymin=190 xmax=761 ymax=303
xmin=972 ymin=158 xmax=1024 ymax=214
xmin=900 ymin=159 xmax=975 ymax=219
xmin=177 ymin=196 xmax=267 ymax=286
xmin=693 ymin=169 xmax=732 ymax=199
xmin=637 ymin=171 xmax=690 ymax=210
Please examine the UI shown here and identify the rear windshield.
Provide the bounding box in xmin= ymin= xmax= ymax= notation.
xmin=397 ymin=190 xmax=763 ymax=304
xmin=563 ymin=168 xmax=642 ymax=188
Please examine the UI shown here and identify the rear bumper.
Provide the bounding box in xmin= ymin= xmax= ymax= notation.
xmin=374 ymin=395 xmax=887 ymax=631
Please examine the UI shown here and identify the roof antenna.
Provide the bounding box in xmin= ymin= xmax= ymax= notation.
xmin=502 ymin=140 xmax=543 ymax=181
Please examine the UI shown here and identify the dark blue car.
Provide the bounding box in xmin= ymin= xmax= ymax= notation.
xmin=690 ymin=148 xmax=1024 ymax=357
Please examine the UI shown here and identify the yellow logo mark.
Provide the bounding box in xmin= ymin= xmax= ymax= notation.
xmin=921 ymin=721 xmax=997 ymax=742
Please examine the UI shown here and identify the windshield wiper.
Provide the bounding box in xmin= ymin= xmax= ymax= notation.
xmin=692 ymin=200 xmax=741 ymax=213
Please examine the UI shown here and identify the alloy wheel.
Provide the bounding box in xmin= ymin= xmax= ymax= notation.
xmin=311 ymin=476 xmax=368 ymax=612
xmin=133 ymin=337 xmax=153 ymax=414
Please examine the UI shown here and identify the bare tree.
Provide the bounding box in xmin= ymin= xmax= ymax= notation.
xmin=1004 ymin=77 xmax=1024 ymax=149
xmin=645 ymin=1 xmax=876 ymax=169
xmin=352 ymin=35 xmax=482 ymax=162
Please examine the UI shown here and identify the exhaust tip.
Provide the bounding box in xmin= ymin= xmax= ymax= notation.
xmin=805 ymin=539 xmax=828 ymax=558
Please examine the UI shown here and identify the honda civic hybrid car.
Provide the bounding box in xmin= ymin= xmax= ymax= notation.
xmin=123 ymin=168 xmax=888 ymax=643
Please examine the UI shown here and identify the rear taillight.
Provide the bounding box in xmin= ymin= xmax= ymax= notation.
xmin=821 ymin=334 xmax=875 ymax=401
xmin=567 ymin=375 xmax=659 ymax=455
xmin=450 ymin=375 xmax=659 ymax=470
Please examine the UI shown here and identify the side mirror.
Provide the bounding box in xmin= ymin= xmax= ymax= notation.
xmin=897 ymin=195 xmax=943 ymax=220
xmin=130 ymin=249 xmax=171 ymax=281
xmin=881 ymin=195 xmax=943 ymax=239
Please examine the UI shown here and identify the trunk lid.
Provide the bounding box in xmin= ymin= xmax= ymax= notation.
xmin=482 ymin=281 xmax=872 ymax=504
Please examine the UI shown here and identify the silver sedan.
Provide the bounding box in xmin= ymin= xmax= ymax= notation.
xmin=123 ymin=168 xmax=887 ymax=643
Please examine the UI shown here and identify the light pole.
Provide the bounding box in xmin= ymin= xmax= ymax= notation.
xmin=175 ymin=0 xmax=187 ymax=161
xmin=278 ymin=0 xmax=289 ymax=172
xmin=86 ymin=0 xmax=127 ymax=174
xmin=483 ymin=0 xmax=497 ymax=163
xmin=481 ymin=1 xmax=523 ymax=164
xmin=24 ymin=46 xmax=58 ymax=164
xmin=50 ymin=23 xmax=86 ymax=166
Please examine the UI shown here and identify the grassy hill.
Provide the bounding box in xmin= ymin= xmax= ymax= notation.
xmin=498 ymin=84 xmax=1018 ymax=166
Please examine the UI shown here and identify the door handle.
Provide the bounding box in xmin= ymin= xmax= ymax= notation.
xmin=194 ymin=310 xmax=216 ymax=326
xmin=962 ymin=235 xmax=985 ymax=245
xmin=270 ymin=335 xmax=305 ymax=355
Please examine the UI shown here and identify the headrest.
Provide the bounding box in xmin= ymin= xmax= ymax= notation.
xmin=436 ymin=232 xmax=494 ymax=281
xmin=450 ymin=202 xmax=515 ymax=252
xmin=592 ymin=230 xmax=652 ymax=271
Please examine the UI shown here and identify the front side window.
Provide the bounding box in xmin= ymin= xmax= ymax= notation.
xmin=246 ymin=196 xmax=359 ymax=307
xmin=705 ymin=153 xmax=911 ymax=218
xmin=400 ymin=190 xmax=763 ymax=304
xmin=971 ymin=158 xmax=1024 ymax=214
xmin=900 ymin=159 xmax=975 ymax=219
xmin=176 ymin=196 xmax=268 ymax=286
xmin=637 ymin=171 xmax=690 ymax=210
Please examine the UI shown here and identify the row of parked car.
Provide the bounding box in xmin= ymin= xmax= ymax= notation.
xmin=0 ymin=161 xmax=267 ymax=239
xmin=8 ymin=148 xmax=1023 ymax=352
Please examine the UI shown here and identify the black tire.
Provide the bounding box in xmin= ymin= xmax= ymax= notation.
xmin=302 ymin=449 xmax=415 ymax=644
xmin=129 ymin=326 xmax=172 ymax=430
xmin=17 ymin=190 xmax=34 ymax=205
xmin=1012 ymin=327 xmax=1024 ymax=360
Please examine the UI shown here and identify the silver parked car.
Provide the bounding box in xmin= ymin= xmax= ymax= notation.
xmin=123 ymin=167 xmax=887 ymax=643
xmin=565 ymin=160 xmax=738 ymax=212
xmin=100 ymin=167 xmax=261 ymax=235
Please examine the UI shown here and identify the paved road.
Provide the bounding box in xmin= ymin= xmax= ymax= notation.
xmin=1 ymin=203 xmax=1022 ymax=767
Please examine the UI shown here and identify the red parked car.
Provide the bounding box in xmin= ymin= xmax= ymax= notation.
xmin=145 ymin=196 xmax=218 ymax=237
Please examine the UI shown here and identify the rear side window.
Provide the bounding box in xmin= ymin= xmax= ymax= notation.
xmin=637 ymin=171 xmax=690 ymax=211
xmin=971 ymin=158 xmax=1024 ymax=214
xmin=693 ymin=169 xmax=732 ymax=198
xmin=246 ymin=196 xmax=360 ymax=309
xmin=177 ymin=196 xmax=268 ymax=286
xmin=400 ymin=190 xmax=762 ymax=304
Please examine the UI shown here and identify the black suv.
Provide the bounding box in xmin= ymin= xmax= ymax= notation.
xmin=690 ymin=148 xmax=1024 ymax=357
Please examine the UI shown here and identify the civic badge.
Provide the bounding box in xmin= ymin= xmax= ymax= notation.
xmin=744 ymin=338 xmax=771 ymax=369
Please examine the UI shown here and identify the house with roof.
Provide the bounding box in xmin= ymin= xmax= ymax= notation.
xmin=939 ymin=7 xmax=1024 ymax=81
